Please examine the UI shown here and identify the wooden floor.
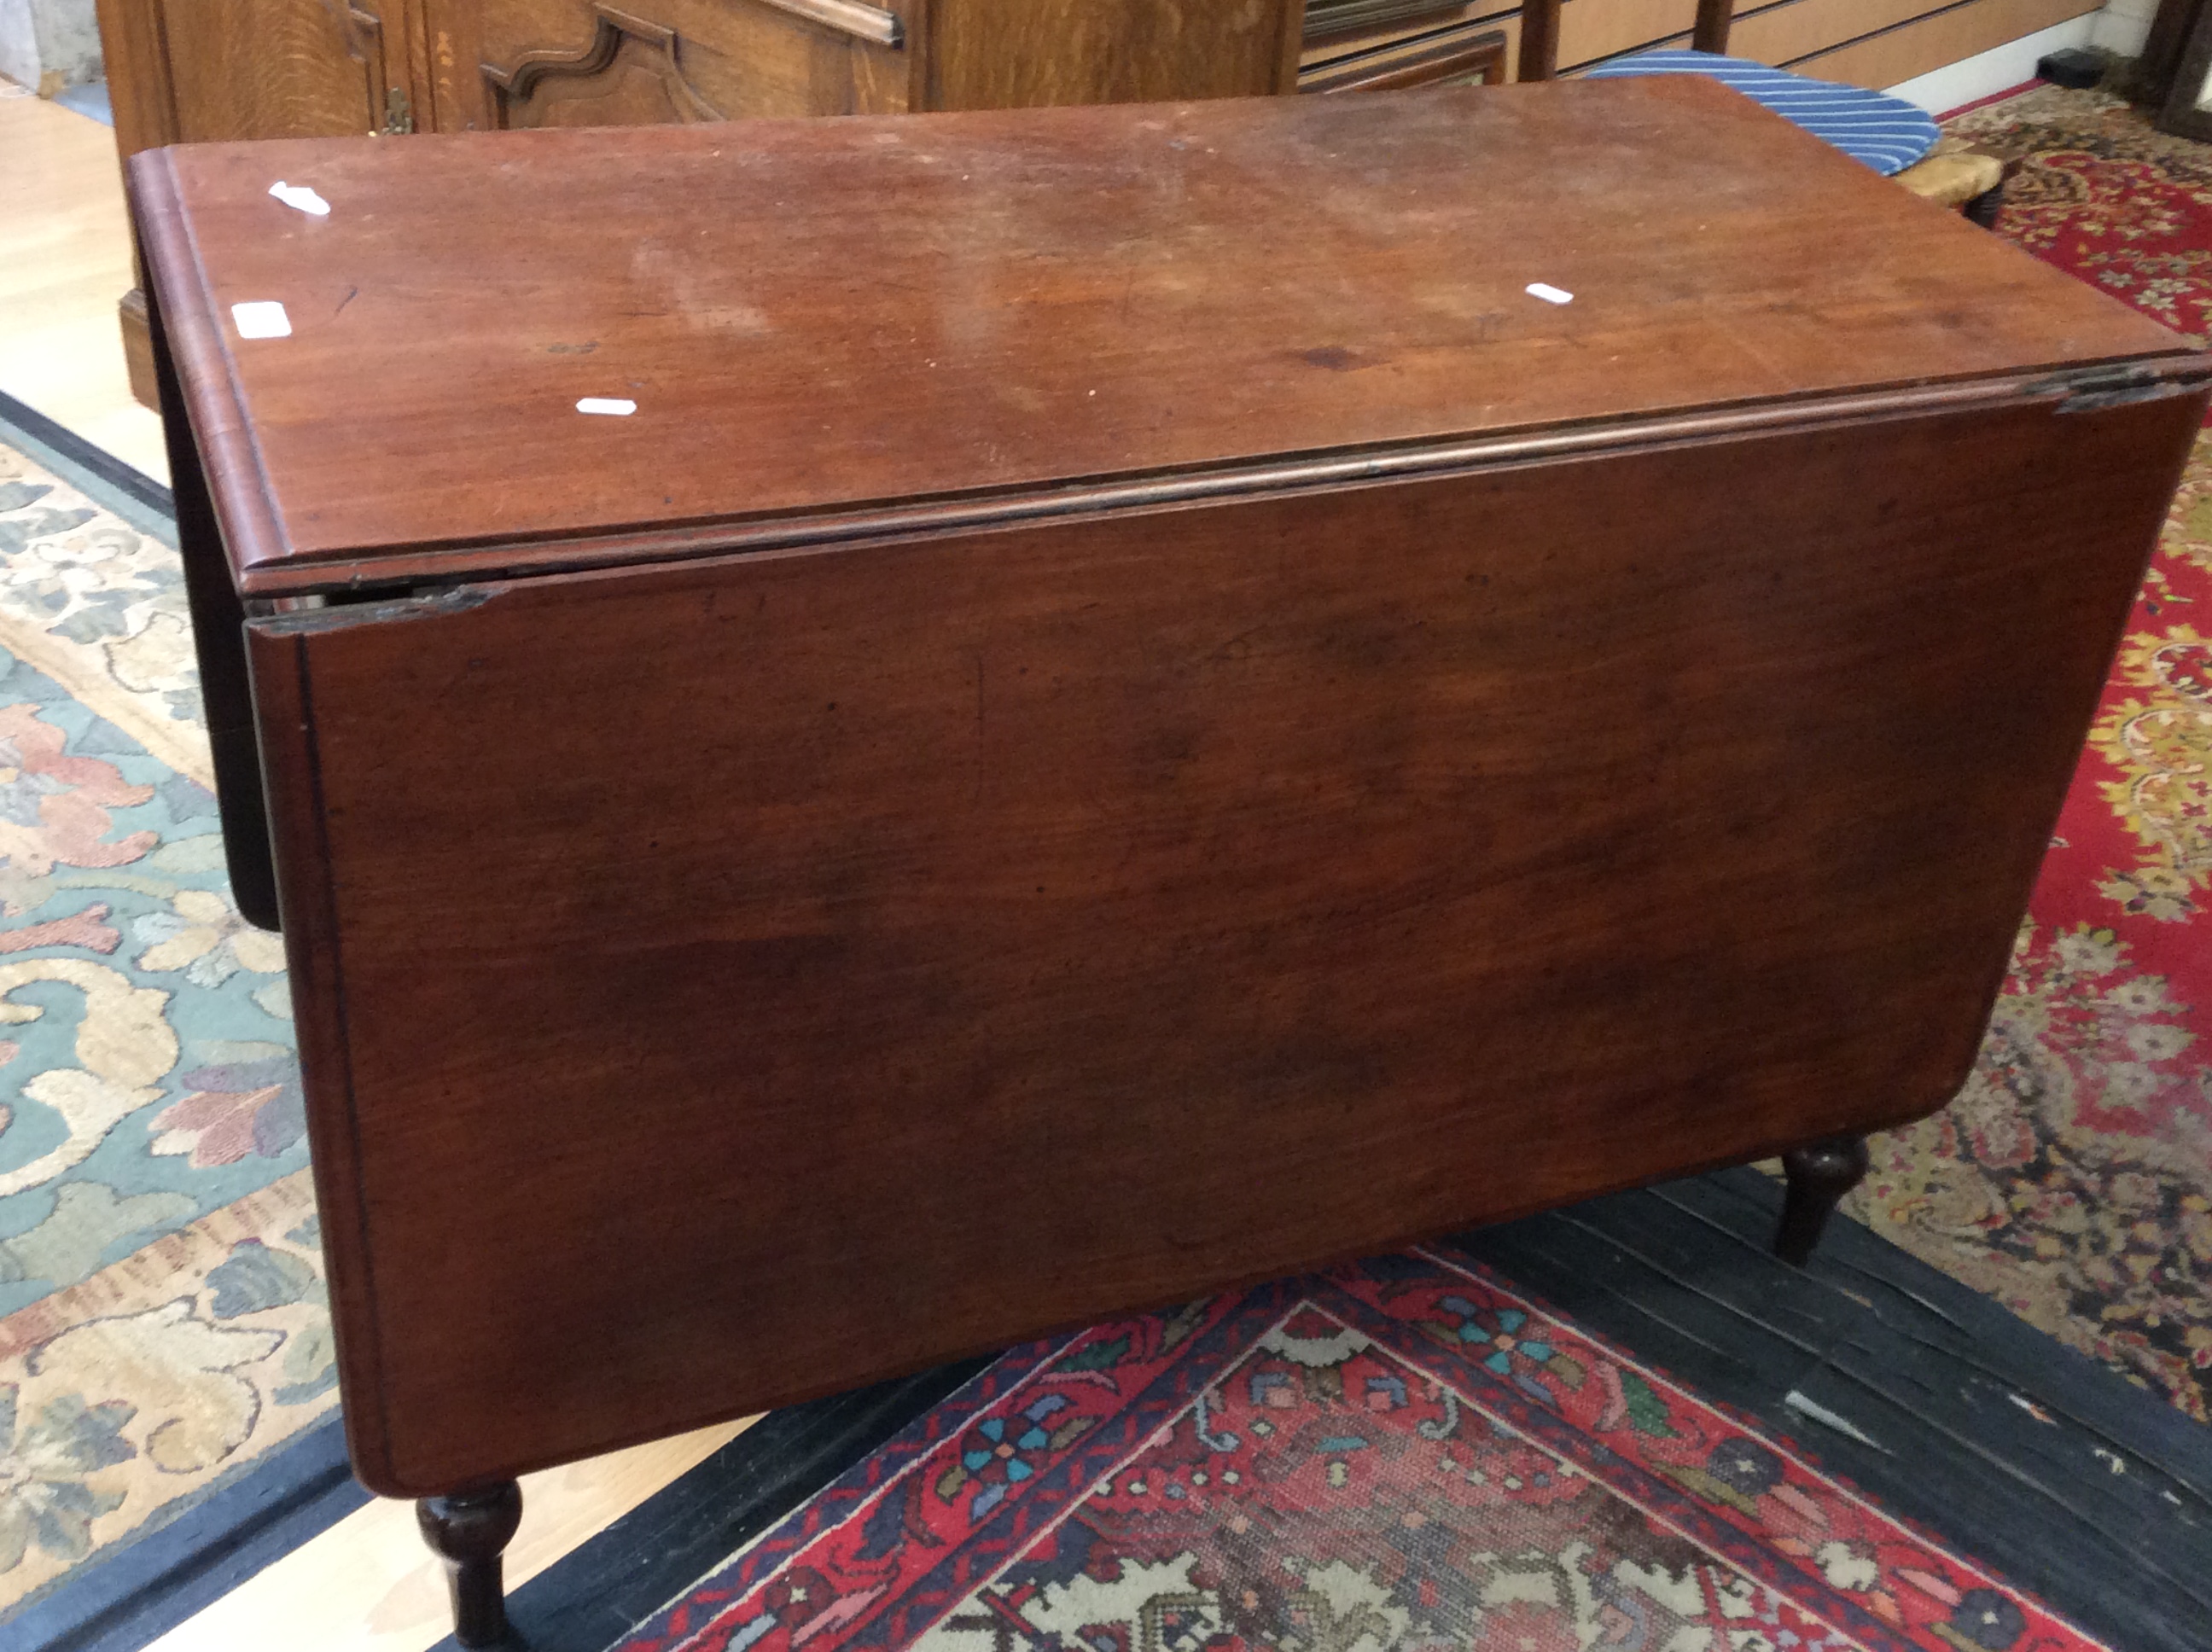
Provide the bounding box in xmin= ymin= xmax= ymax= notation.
xmin=0 ymin=84 xmax=168 ymax=483
xmin=143 ymin=1422 xmax=748 ymax=1652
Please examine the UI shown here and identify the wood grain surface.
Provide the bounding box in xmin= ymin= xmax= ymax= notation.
xmin=131 ymin=76 xmax=2196 ymax=593
xmin=243 ymin=387 xmax=2201 ymax=1497
xmin=1791 ymin=0 xmax=2100 ymax=91
xmin=924 ymin=0 xmax=1300 ymax=110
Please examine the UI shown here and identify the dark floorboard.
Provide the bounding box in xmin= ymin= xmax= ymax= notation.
xmin=1452 ymin=1166 xmax=2212 ymax=1652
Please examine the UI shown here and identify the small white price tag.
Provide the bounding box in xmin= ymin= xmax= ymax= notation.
xmin=268 ymin=181 xmax=331 ymax=217
xmin=231 ymin=301 xmax=293 ymax=340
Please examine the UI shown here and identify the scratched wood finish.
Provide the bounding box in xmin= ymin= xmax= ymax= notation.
xmin=239 ymin=390 xmax=2195 ymax=1498
xmin=133 ymin=79 xmax=2192 ymax=593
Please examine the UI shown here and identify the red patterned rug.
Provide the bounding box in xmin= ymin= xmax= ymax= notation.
xmin=617 ymin=1252 xmax=2104 ymax=1652
xmin=1837 ymin=89 xmax=2212 ymax=1420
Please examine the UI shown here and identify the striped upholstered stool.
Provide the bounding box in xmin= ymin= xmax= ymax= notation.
xmin=1581 ymin=50 xmax=1941 ymax=173
xmin=1581 ymin=49 xmax=2008 ymax=224
xmin=1512 ymin=1 xmax=2012 ymax=228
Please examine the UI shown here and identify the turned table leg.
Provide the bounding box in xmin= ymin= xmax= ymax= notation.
xmin=1965 ymin=178 xmax=2006 ymax=231
xmin=1775 ymin=1135 xmax=1871 ymax=1266
xmin=417 ymin=1480 xmax=524 ymax=1647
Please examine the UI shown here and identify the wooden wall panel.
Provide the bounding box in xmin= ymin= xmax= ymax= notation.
xmin=1536 ymin=0 xmax=2098 ymax=79
xmin=1729 ymin=0 xmax=1949 ymax=67
xmin=1795 ymin=0 xmax=2099 ymax=87
xmin=1557 ymin=0 xmax=1697 ymax=66
xmin=926 ymin=0 xmax=1301 ymax=109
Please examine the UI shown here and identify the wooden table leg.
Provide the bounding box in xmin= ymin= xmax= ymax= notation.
xmin=416 ymin=1480 xmax=524 ymax=1647
xmin=145 ymin=283 xmax=282 ymax=932
xmin=1965 ymin=179 xmax=2006 ymax=231
xmin=1775 ymin=1135 xmax=1871 ymax=1266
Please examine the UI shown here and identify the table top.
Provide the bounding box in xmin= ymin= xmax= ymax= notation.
xmin=133 ymin=76 xmax=2200 ymax=596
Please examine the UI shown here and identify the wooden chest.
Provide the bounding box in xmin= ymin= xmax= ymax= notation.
xmin=132 ymin=79 xmax=2206 ymax=1521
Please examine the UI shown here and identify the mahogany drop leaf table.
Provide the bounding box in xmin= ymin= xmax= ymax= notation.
xmin=130 ymin=79 xmax=2209 ymax=1646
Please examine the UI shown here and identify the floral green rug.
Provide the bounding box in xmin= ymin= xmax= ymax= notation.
xmin=0 ymin=439 xmax=333 ymax=1619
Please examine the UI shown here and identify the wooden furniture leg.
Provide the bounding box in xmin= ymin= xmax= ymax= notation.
xmin=144 ymin=285 xmax=283 ymax=931
xmin=416 ymin=1481 xmax=524 ymax=1648
xmin=1516 ymin=0 xmax=1560 ymax=80
xmin=1692 ymin=0 xmax=1733 ymax=53
xmin=1775 ymin=1136 xmax=1871 ymax=1265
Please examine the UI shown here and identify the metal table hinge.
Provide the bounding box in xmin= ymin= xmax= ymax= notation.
xmin=2031 ymin=361 xmax=2212 ymax=414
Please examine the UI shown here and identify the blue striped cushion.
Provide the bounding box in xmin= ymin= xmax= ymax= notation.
xmin=1581 ymin=50 xmax=1940 ymax=177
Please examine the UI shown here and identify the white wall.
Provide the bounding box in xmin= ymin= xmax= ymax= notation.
xmin=0 ymin=0 xmax=101 ymax=94
xmin=2093 ymin=0 xmax=2159 ymax=56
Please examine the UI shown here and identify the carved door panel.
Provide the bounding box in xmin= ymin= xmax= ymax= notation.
xmin=484 ymin=6 xmax=721 ymax=125
xmin=158 ymin=0 xmax=408 ymax=139
xmin=438 ymin=0 xmax=912 ymax=132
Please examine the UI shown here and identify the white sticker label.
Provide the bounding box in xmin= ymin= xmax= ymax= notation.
xmin=1525 ymin=282 xmax=1575 ymax=305
xmin=231 ymin=301 xmax=292 ymax=339
xmin=576 ymin=398 xmax=637 ymax=416
xmin=268 ymin=181 xmax=331 ymax=217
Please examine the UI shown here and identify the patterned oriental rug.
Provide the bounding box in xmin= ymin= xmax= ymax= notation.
xmin=0 ymin=79 xmax=2208 ymax=1630
xmin=0 ymin=431 xmax=330 ymax=1628
xmin=616 ymin=1250 xmax=2107 ymax=1652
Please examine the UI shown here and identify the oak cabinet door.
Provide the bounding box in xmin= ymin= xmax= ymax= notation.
xmin=157 ymin=0 xmax=402 ymax=138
